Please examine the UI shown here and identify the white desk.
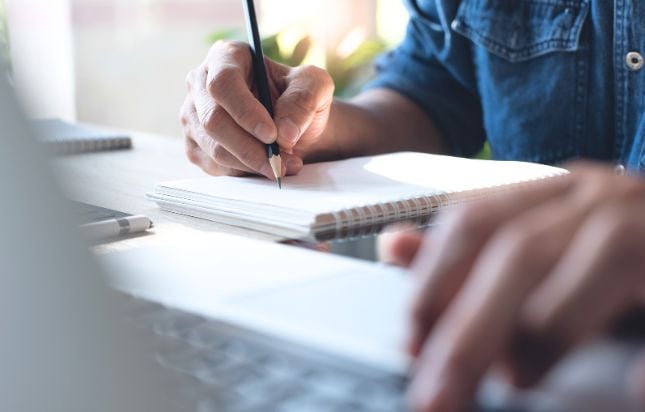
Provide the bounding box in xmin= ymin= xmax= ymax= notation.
xmin=54 ymin=130 xmax=281 ymax=252
xmin=53 ymin=129 xmax=645 ymax=411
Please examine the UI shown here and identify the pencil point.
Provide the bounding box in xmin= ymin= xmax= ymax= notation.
xmin=268 ymin=154 xmax=282 ymax=189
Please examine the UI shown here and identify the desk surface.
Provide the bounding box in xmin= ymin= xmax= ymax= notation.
xmin=54 ymin=131 xmax=280 ymax=252
xmin=53 ymin=131 xmax=645 ymax=411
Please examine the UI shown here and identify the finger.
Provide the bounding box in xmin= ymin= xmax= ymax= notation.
xmin=187 ymin=100 xmax=303 ymax=178
xmin=186 ymin=97 xmax=303 ymax=178
xmin=185 ymin=138 xmax=246 ymax=177
xmin=204 ymin=41 xmax=278 ymax=144
xmin=378 ymin=225 xmax=425 ymax=267
xmin=408 ymin=181 xmax=604 ymax=412
xmin=182 ymin=97 xmax=223 ymax=175
xmin=407 ymin=177 xmax=572 ymax=357
xmin=283 ymin=154 xmax=304 ymax=176
xmin=512 ymin=202 xmax=645 ymax=387
xmin=274 ymin=65 xmax=334 ymax=149
xmin=197 ymin=142 xmax=256 ymax=176
xmin=188 ymin=64 xmax=274 ymax=177
xmin=192 ymin=103 xmax=276 ymax=179
xmin=183 ymin=103 xmax=250 ymax=176
xmin=184 ymin=98 xmax=263 ymax=176
xmin=211 ymin=143 xmax=303 ymax=177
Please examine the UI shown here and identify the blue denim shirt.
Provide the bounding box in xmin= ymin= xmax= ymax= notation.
xmin=369 ymin=0 xmax=645 ymax=170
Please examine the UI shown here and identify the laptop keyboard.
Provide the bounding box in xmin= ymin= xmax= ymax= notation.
xmin=119 ymin=294 xmax=514 ymax=412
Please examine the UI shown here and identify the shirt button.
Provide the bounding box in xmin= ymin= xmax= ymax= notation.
xmin=626 ymin=51 xmax=643 ymax=71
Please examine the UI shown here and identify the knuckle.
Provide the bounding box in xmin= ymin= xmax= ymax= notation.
xmin=300 ymin=64 xmax=324 ymax=79
xmin=201 ymin=105 xmax=226 ymax=134
xmin=179 ymin=111 xmax=189 ymax=127
xmin=290 ymin=87 xmax=318 ymax=113
xmin=300 ymin=64 xmax=334 ymax=94
xmin=210 ymin=39 xmax=233 ymax=56
xmin=198 ymin=132 xmax=218 ymax=161
xmin=179 ymin=101 xmax=191 ymax=126
xmin=185 ymin=145 xmax=200 ymax=165
xmin=211 ymin=144 xmax=229 ymax=165
xmin=573 ymin=172 xmax=613 ymax=202
xmin=212 ymin=40 xmax=246 ymax=55
xmin=185 ymin=68 xmax=197 ymax=89
xmin=209 ymin=67 xmax=238 ymax=98
xmin=227 ymin=41 xmax=250 ymax=61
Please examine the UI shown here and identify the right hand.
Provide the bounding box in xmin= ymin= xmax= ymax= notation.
xmin=180 ymin=40 xmax=335 ymax=179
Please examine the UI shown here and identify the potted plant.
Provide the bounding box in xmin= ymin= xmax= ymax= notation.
xmin=208 ymin=29 xmax=387 ymax=98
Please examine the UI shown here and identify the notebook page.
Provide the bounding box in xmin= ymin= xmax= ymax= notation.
xmin=156 ymin=152 xmax=566 ymax=215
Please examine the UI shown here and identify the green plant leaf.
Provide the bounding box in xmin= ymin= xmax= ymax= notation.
xmin=475 ymin=143 xmax=493 ymax=160
xmin=207 ymin=29 xmax=246 ymax=44
xmin=206 ymin=28 xmax=390 ymax=97
xmin=261 ymin=34 xmax=282 ymax=62
xmin=287 ymin=36 xmax=312 ymax=67
xmin=343 ymin=39 xmax=387 ymax=70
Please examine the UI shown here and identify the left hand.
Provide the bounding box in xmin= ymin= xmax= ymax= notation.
xmin=384 ymin=163 xmax=645 ymax=411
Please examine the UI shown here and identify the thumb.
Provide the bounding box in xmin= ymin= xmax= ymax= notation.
xmin=274 ymin=65 xmax=334 ymax=149
xmin=378 ymin=224 xmax=426 ymax=267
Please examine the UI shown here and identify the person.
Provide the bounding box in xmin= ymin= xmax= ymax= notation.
xmin=180 ymin=1 xmax=644 ymax=411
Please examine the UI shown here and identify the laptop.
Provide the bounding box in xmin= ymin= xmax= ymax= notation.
xmin=0 ymin=65 xmax=171 ymax=412
xmin=1 ymin=66 xmax=641 ymax=412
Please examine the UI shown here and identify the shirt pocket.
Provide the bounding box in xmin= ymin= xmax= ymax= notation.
xmin=448 ymin=0 xmax=592 ymax=164
xmin=451 ymin=0 xmax=589 ymax=63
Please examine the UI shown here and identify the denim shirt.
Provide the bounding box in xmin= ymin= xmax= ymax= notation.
xmin=369 ymin=0 xmax=645 ymax=170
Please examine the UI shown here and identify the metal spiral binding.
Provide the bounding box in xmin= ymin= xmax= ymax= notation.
xmin=329 ymin=190 xmax=452 ymax=241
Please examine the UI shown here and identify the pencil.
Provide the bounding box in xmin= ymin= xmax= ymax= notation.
xmin=242 ymin=0 xmax=282 ymax=189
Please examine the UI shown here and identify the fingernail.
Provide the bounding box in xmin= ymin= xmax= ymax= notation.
xmin=254 ymin=122 xmax=277 ymax=144
xmin=278 ymin=118 xmax=301 ymax=146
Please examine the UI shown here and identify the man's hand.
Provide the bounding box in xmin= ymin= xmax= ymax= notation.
xmin=180 ymin=40 xmax=335 ymax=178
xmin=384 ymin=163 xmax=645 ymax=411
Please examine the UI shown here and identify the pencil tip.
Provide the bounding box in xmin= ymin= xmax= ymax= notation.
xmin=277 ymin=178 xmax=282 ymax=190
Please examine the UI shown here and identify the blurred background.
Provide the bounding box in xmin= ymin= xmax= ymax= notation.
xmin=0 ymin=0 xmax=408 ymax=138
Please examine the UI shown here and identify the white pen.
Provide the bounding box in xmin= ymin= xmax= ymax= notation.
xmin=80 ymin=215 xmax=153 ymax=241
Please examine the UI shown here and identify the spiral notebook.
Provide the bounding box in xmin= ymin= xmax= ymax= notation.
xmin=32 ymin=118 xmax=132 ymax=155
xmin=149 ymin=152 xmax=567 ymax=241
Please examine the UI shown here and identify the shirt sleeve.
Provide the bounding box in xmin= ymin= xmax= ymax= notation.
xmin=366 ymin=1 xmax=486 ymax=158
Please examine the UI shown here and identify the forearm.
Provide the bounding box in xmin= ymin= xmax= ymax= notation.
xmin=302 ymin=88 xmax=446 ymax=163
